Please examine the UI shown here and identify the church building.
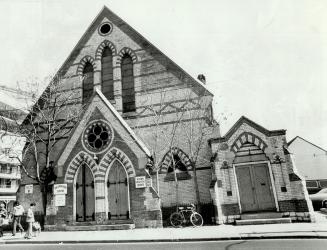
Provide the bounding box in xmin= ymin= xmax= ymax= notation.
xmin=17 ymin=6 xmax=313 ymax=230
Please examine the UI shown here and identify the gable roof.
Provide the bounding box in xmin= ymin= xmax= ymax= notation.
xmin=55 ymin=88 xmax=151 ymax=167
xmin=56 ymin=6 xmax=212 ymax=97
xmin=288 ymin=136 xmax=327 ymax=153
xmin=95 ymin=88 xmax=151 ymax=157
xmin=209 ymin=116 xmax=286 ymax=144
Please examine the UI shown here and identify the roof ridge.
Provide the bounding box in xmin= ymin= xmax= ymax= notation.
xmin=288 ymin=136 xmax=327 ymax=152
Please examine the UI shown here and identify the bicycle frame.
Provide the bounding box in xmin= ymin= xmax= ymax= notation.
xmin=177 ymin=206 xmax=196 ymax=224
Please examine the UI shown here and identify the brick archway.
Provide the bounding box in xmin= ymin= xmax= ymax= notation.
xmin=95 ymin=40 xmax=117 ymax=60
xmin=231 ymin=132 xmax=267 ymax=153
xmin=65 ymin=151 xmax=97 ymax=183
xmin=116 ymin=47 xmax=138 ymax=66
xmin=76 ymin=55 xmax=97 ymax=76
xmin=160 ymin=147 xmax=192 ymax=173
xmin=98 ymin=147 xmax=135 ymax=179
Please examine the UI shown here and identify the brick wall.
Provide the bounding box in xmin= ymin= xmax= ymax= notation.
xmin=209 ymin=119 xmax=312 ymax=223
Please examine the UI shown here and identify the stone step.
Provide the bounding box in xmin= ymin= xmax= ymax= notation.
xmin=241 ymin=212 xmax=283 ymax=220
xmin=64 ymin=223 xmax=135 ymax=231
xmin=235 ymin=217 xmax=292 ymax=226
xmin=68 ymin=219 xmax=134 ymax=226
xmin=44 ymin=221 xmax=135 ymax=231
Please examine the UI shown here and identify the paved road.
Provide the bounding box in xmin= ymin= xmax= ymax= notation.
xmin=2 ymin=239 xmax=327 ymax=250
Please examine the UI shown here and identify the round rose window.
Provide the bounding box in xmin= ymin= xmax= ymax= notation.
xmin=83 ymin=120 xmax=113 ymax=153
xmin=98 ymin=22 xmax=112 ymax=36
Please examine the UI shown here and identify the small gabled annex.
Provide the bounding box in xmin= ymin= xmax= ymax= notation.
xmin=209 ymin=116 xmax=314 ymax=224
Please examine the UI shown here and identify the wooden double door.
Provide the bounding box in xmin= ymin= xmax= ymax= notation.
xmin=107 ymin=160 xmax=129 ymax=220
xmin=76 ymin=163 xmax=95 ymax=222
xmin=235 ymin=163 xmax=275 ymax=212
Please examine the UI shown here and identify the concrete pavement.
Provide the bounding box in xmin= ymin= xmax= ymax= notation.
xmin=1 ymin=212 xmax=327 ymax=244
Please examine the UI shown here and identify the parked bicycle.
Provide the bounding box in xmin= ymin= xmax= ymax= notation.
xmin=170 ymin=204 xmax=203 ymax=227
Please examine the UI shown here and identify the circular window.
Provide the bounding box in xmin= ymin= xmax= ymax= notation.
xmin=99 ymin=22 xmax=112 ymax=36
xmin=82 ymin=120 xmax=113 ymax=154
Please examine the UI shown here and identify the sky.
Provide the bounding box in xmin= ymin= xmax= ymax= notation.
xmin=0 ymin=0 xmax=326 ymax=148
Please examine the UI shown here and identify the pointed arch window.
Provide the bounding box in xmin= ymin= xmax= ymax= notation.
xmin=101 ymin=47 xmax=114 ymax=100
xmin=121 ymin=55 xmax=135 ymax=113
xmin=167 ymin=154 xmax=188 ymax=173
xmin=164 ymin=152 xmax=191 ymax=182
xmin=82 ymin=62 xmax=94 ymax=104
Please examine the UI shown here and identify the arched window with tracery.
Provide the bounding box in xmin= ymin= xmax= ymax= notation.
xmin=82 ymin=62 xmax=94 ymax=103
xmin=121 ymin=54 xmax=135 ymax=113
xmin=101 ymin=47 xmax=114 ymax=100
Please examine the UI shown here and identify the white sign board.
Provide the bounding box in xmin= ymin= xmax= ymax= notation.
xmin=146 ymin=178 xmax=152 ymax=188
xmin=53 ymin=184 xmax=67 ymax=195
xmin=54 ymin=194 xmax=66 ymax=206
xmin=25 ymin=184 xmax=33 ymax=194
xmin=135 ymin=176 xmax=146 ymax=188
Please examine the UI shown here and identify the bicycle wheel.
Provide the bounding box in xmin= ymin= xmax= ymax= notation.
xmin=170 ymin=212 xmax=183 ymax=227
xmin=190 ymin=212 xmax=203 ymax=227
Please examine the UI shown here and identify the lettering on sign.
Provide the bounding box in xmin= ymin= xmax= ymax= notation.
xmin=54 ymin=194 xmax=66 ymax=206
xmin=25 ymin=184 xmax=33 ymax=194
xmin=53 ymin=184 xmax=67 ymax=195
xmin=135 ymin=176 xmax=146 ymax=188
xmin=146 ymin=178 xmax=152 ymax=188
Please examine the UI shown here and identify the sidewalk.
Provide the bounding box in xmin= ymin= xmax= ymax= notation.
xmin=1 ymin=213 xmax=327 ymax=244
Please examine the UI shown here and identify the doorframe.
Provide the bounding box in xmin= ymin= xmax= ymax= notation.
xmin=233 ymin=160 xmax=279 ymax=214
xmin=104 ymin=158 xmax=131 ymax=220
xmin=73 ymin=162 xmax=96 ymax=222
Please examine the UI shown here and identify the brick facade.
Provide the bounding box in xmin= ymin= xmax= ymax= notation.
xmin=17 ymin=6 xmax=218 ymax=230
xmin=17 ymin=6 xmax=311 ymax=230
xmin=209 ymin=117 xmax=314 ymax=224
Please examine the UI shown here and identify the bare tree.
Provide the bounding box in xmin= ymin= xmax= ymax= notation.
xmin=132 ymin=85 xmax=219 ymax=209
xmin=176 ymin=89 xmax=219 ymax=207
xmin=4 ymin=75 xmax=85 ymax=217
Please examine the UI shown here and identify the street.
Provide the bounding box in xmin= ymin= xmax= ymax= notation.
xmin=1 ymin=239 xmax=327 ymax=250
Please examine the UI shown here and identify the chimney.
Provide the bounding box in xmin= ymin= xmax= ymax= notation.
xmin=197 ymin=74 xmax=206 ymax=84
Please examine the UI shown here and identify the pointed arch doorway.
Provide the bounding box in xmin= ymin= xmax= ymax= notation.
xmin=75 ymin=163 xmax=95 ymax=222
xmin=107 ymin=160 xmax=129 ymax=220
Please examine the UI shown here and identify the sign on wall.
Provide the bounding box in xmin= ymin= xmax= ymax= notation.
xmin=53 ymin=184 xmax=67 ymax=195
xmin=54 ymin=194 xmax=66 ymax=206
xmin=135 ymin=176 xmax=146 ymax=188
xmin=146 ymin=178 xmax=152 ymax=188
xmin=25 ymin=184 xmax=33 ymax=194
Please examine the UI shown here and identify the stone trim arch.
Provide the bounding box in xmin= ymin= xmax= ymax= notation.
xmin=98 ymin=147 xmax=135 ymax=179
xmin=116 ymin=47 xmax=138 ymax=65
xmin=231 ymin=132 xmax=267 ymax=153
xmin=160 ymin=147 xmax=192 ymax=174
xmin=95 ymin=40 xmax=117 ymax=60
xmin=65 ymin=151 xmax=97 ymax=183
xmin=76 ymin=55 xmax=97 ymax=76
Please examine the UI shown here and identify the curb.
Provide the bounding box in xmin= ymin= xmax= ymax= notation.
xmin=1 ymin=234 xmax=327 ymax=244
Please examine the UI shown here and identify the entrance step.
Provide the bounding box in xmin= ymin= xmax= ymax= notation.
xmin=241 ymin=212 xmax=283 ymax=220
xmin=64 ymin=223 xmax=135 ymax=231
xmin=44 ymin=220 xmax=135 ymax=231
xmin=235 ymin=217 xmax=291 ymax=226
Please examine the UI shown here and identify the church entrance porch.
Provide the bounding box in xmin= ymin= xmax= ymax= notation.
xmin=235 ymin=163 xmax=276 ymax=213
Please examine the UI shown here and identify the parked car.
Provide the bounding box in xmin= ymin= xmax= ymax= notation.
xmin=309 ymin=188 xmax=327 ymax=210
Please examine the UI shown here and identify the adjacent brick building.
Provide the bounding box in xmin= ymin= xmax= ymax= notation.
xmin=17 ymin=6 xmax=313 ymax=229
xmin=209 ymin=117 xmax=314 ymax=224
